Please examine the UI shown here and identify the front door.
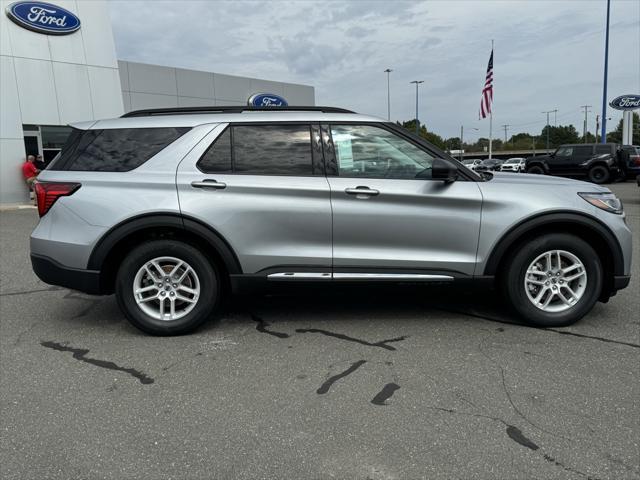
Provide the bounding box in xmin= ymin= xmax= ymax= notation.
xmin=323 ymin=124 xmax=483 ymax=277
xmin=176 ymin=122 xmax=332 ymax=275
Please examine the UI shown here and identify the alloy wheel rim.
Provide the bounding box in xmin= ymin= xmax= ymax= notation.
xmin=133 ymin=256 xmax=200 ymax=321
xmin=524 ymin=250 xmax=587 ymax=313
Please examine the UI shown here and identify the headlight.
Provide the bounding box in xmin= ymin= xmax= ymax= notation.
xmin=578 ymin=192 xmax=623 ymax=214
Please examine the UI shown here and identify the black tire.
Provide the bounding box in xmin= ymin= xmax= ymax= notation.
xmin=115 ymin=240 xmax=220 ymax=335
xmin=501 ymin=234 xmax=602 ymax=328
xmin=587 ymin=165 xmax=610 ymax=184
xmin=527 ymin=165 xmax=545 ymax=175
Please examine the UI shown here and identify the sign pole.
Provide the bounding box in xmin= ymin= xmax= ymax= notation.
xmin=600 ymin=0 xmax=611 ymax=143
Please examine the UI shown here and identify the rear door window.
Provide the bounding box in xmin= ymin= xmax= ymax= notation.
xmin=197 ymin=128 xmax=232 ymax=173
xmin=572 ymin=146 xmax=593 ymax=159
xmin=51 ymin=127 xmax=190 ymax=171
xmin=595 ymin=145 xmax=612 ymax=154
xmin=197 ymin=124 xmax=314 ymax=176
xmin=233 ymin=125 xmax=312 ymax=175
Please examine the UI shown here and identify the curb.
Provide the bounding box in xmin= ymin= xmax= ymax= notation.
xmin=0 ymin=204 xmax=37 ymax=212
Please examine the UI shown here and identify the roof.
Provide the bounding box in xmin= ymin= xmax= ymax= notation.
xmin=71 ymin=106 xmax=386 ymax=130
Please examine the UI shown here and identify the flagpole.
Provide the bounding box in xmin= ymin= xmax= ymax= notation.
xmin=488 ymin=39 xmax=493 ymax=160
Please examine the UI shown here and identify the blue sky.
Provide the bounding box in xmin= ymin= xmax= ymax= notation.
xmin=109 ymin=0 xmax=640 ymax=141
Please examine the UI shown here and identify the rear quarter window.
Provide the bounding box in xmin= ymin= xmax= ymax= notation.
xmin=50 ymin=127 xmax=190 ymax=172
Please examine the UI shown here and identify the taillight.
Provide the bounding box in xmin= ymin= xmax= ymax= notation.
xmin=631 ymin=155 xmax=640 ymax=167
xmin=34 ymin=182 xmax=81 ymax=217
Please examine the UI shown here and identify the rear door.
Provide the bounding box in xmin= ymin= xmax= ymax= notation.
xmin=568 ymin=145 xmax=594 ymax=174
xmin=176 ymin=122 xmax=332 ymax=274
xmin=323 ymin=123 xmax=483 ymax=277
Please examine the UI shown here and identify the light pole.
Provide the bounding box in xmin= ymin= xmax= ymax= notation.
xmin=600 ymin=0 xmax=611 ymax=143
xmin=410 ymin=80 xmax=424 ymax=135
xmin=542 ymin=110 xmax=555 ymax=152
xmin=460 ymin=126 xmax=478 ymax=161
xmin=384 ymin=69 xmax=392 ymax=121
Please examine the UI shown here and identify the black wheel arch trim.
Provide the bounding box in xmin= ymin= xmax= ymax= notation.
xmin=483 ymin=211 xmax=625 ymax=277
xmin=87 ymin=212 xmax=242 ymax=275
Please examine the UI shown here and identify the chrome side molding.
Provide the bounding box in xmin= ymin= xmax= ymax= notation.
xmin=267 ymin=272 xmax=454 ymax=282
xmin=267 ymin=272 xmax=332 ymax=281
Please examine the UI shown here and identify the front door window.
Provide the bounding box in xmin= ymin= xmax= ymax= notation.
xmin=330 ymin=125 xmax=434 ymax=179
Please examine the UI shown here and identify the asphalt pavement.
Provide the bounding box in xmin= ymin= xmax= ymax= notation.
xmin=1 ymin=182 xmax=638 ymax=480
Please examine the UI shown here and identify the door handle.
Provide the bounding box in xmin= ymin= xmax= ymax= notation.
xmin=345 ymin=186 xmax=379 ymax=196
xmin=191 ymin=180 xmax=227 ymax=190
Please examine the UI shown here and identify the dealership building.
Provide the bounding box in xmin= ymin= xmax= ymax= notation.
xmin=0 ymin=0 xmax=314 ymax=204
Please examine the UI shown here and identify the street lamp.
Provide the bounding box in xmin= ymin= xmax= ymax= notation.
xmin=384 ymin=69 xmax=392 ymax=121
xmin=410 ymin=80 xmax=424 ymax=135
xmin=459 ymin=126 xmax=479 ymax=161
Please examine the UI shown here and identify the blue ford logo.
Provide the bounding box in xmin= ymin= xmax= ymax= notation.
xmin=248 ymin=93 xmax=288 ymax=107
xmin=609 ymin=94 xmax=640 ymax=111
xmin=5 ymin=1 xmax=81 ymax=35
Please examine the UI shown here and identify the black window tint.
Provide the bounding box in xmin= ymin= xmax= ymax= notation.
xmin=47 ymin=128 xmax=99 ymax=170
xmin=233 ymin=125 xmax=312 ymax=175
xmin=573 ymin=146 xmax=593 ymax=157
xmin=595 ymin=145 xmax=611 ymax=154
xmin=197 ymin=128 xmax=232 ymax=173
xmin=66 ymin=127 xmax=189 ymax=172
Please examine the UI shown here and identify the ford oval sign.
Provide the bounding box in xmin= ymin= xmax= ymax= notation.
xmin=5 ymin=1 xmax=80 ymax=35
xmin=609 ymin=94 xmax=640 ymax=111
xmin=248 ymin=93 xmax=288 ymax=107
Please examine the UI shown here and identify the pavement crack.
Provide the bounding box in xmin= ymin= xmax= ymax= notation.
xmin=371 ymin=383 xmax=400 ymax=405
xmin=41 ymin=341 xmax=154 ymax=385
xmin=506 ymin=425 xmax=539 ymax=450
xmin=296 ymin=328 xmax=407 ymax=351
xmin=437 ymin=307 xmax=640 ymax=349
xmin=317 ymin=360 xmax=366 ymax=394
xmin=0 ymin=286 xmax=64 ymax=297
xmin=426 ymin=406 xmax=596 ymax=479
xmin=251 ymin=313 xmax=290 ymax=338
xmin=477 ymin=335 xmax=571 ymax=442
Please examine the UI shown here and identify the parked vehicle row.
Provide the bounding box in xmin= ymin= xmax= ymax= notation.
xmin=460 ymin=144 xmax=637 ymax=184
xmin=525 ymin=143 xmax=634 ymax=184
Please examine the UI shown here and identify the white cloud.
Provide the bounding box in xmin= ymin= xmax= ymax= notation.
xmin=108 ymin=0 xmax=640 ymax=139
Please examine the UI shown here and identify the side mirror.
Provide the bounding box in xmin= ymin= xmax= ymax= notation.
xmin=432 ymin=158 xmax=458 ymax=183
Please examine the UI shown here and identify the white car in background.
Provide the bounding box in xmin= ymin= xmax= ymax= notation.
xmin=500 ymin=157 xmax=526 ymax=172
xmin=461 ymin=159 xmax=483 ymax=170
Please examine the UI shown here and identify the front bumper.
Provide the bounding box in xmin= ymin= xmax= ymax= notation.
xmin=31 ymin=254 xmax=103 ymax=295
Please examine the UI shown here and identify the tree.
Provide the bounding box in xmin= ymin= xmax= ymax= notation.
xmin=398 ymin=120 xmax=446 ymax=149
xmin=539 ymin=125 xmax=580 ymax=148
xmin=607 ymin=112 xmax=639 ymax=144
xmin=445 ymin=137 xmax=461 ymax=151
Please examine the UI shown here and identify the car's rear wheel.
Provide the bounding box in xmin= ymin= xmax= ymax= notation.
xmin=527 ymin=165 xmax=545 ymax=175
xmin=588 ymin=165 xmax=610 ymax=184
xmin=502 ymin=234 xmax=602 ymax=327
xmin=116 ymin=240 xmax=220 ymax=335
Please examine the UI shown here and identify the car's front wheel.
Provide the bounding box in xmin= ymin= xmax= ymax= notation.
xmin=588 ymin=165 xmax=610 ymax=184
xmin=502 ymin=234 xmax=602 ymax=327
xmin=116 ymin=240 xmax=220 ymax=335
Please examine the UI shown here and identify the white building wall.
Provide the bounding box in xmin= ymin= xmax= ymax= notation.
xmin=119 ymin=61 xmax=315 ymax=112
xmin=0 ymin=0 xmax=123 ymax=204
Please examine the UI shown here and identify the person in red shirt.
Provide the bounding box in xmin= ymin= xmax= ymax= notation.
xmin=22 ymin=155 xmax=40 ymax=201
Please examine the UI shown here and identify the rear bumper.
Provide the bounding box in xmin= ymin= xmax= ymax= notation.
xmin=31 ymin=254 xmax=103 ymax=295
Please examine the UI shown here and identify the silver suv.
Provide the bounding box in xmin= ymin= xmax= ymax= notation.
xmin=30 ymin=106 xmax=632 ymax=335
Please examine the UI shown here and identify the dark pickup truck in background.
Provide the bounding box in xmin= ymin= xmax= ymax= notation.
xmin=525 ymin=143 xmax=628 ymax=184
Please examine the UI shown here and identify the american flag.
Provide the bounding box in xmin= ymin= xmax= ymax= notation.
xmin=479 ymin=49 xmax=493 ymax=119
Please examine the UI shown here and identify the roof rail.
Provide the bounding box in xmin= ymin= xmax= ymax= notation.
xmin=121 ymin=105 xmax=355 ymax=118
